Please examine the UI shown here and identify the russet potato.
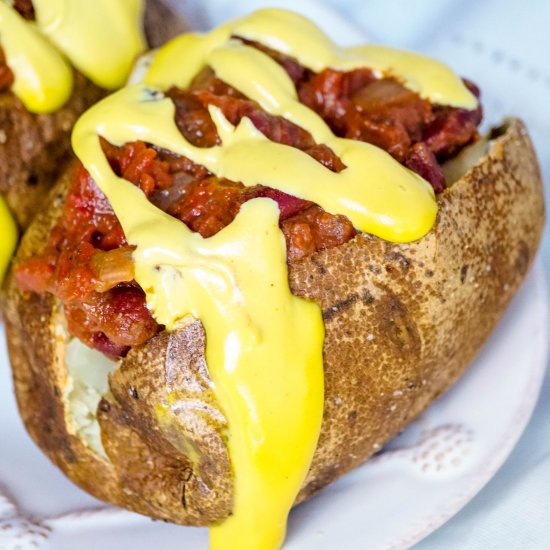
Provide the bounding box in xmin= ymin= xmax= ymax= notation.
xmin=2 ymin=119 xmax=544 ymax=524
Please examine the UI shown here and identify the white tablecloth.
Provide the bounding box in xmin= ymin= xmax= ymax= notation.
xmin=186 ymin=0 xmax=550 ymax=547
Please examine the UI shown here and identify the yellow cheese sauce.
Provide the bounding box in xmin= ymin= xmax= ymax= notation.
xmin=71 ymin=9 xmax=476 ymax=550
xmin=0 ymin=0 xmax=145 ymax=113
xmin=0 ymin=194 xmax=16 ymax=284
xmin=146 ymin=8 xmax=477 ymax=109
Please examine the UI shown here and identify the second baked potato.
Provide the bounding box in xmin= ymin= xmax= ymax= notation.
xmin=0 ymin=0 xmax=186 ymax=228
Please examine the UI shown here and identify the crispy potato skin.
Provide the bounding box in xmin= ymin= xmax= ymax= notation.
xmin=0 ymin=0 xmax=187 ymax=229
xmin=144 ymin=0 xmax=189 ymax=49
xmin=2 ymin=120 xmax=545 ymax=524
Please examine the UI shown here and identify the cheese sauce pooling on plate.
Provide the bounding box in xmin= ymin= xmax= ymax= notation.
xmin=0 ymin=0 xmax=145 ymax=112
xmin=72 ymin=9 xmax=476 ymax=550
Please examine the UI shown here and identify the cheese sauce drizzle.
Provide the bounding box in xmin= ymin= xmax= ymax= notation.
xmin=71 ymin=9 xmax=476 ymax=550
xmin=0 ymin=195 xmax=17 ymax=284
xmin=0 ymin=0 xmax=145 ymax=113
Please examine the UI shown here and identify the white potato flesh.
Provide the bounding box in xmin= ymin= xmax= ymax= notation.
xmin=63 ymin=337 xmax=117 ymax=459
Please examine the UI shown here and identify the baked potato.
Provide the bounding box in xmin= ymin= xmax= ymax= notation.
xmin=1 ymin=8 xmax=545 ymax=549
xmin=0 ymin=0 xmax=186 ymax=229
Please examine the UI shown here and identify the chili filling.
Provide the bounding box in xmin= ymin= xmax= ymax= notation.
xmin=0 ymin=47 xmax=13 ymax=93
xmin=16 ymin=41 xmax=483 ymax=358
xmin=13 ymin=0 xmax=36 ymax=21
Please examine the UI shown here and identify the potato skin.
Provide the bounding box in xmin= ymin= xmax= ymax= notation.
xmin=0 ymin=73 xmax=104 ymax=229
xmin=2 ymin=119 xmax=545 ymax=524
xmin=0 ymin=0 xmax=187 ymax=229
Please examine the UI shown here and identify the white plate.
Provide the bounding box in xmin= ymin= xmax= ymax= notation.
xmin=1 ymin=262 xmax=547 ymax=550
xmin=1 ymin=4 xmax=549 ymax=549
